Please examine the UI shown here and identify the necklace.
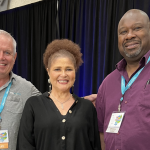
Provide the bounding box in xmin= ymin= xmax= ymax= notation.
xmin=51 ymin=93 xmax=72 ymax=109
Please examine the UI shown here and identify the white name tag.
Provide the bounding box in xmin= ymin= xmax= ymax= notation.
xmin=106 ymin=112 xmax=125 ymax=133
xmin=0 ymin=130 xmax=9 ymax=149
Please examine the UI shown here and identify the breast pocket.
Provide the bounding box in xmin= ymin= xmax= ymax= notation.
xmin=138 ymin=83 xmax=150 ymax=125
xmin=139 ymin=83 xmax=150 ymax=109
xmin=5 ymin=93 xmax=23 ymax=114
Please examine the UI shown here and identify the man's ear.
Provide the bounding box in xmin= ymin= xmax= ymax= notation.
xmin=13 ymin=52 xmax=17 ymax=63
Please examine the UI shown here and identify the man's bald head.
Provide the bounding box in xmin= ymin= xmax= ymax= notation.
xmin=118 ymin=9 xmax=149 ymax=29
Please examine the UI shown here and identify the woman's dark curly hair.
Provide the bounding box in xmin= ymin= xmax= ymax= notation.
xmin=43 ymin=39 xmax=83 ymax=71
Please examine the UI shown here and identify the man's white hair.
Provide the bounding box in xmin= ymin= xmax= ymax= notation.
xmin=0 ymin=30 xmax=17 ymax=54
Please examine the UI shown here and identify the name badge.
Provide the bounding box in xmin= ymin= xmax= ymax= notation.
xmin=106 ymin=111 xmax=125 ymax=133
xmin=0 ymin=130 xmax=9 ymax=149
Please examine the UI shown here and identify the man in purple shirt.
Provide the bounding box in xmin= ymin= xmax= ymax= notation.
xmin=96 ymin=9 xmax=150 ymax=150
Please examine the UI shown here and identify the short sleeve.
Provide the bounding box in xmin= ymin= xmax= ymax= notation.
xmin=96 ymin=82 xmax=105 ymax=133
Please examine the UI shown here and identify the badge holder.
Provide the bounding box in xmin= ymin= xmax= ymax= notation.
xmin=0 ymin=130 xmax=9 ymax=149
xmin=106 ymin=111 xmax=125 ymax=133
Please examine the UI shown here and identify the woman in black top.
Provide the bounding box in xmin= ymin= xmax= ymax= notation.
xmin=17 ymin=39 xmax=101 ymax=150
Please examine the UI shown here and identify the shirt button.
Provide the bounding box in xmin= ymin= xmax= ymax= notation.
xmin=62 ymin=136 xmax=65 ymax=140
xmin=125 ymin=101 xmax=127 ymax=104
xmin=69 ymin=110 xmax=72 ymax=113
xmin=62 ymin=119 xmax=66 ymax=123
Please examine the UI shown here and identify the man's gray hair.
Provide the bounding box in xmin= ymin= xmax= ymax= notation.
xmin=0 ymin=30 xmax=17 ymax=54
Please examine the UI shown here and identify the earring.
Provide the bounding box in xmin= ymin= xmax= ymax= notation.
xmin=48 ymin=79 xmax=50 ymax=83
xmin=48 ymin=79 xmax=52 ymax=92
xmin=71 ymin=85 xmax=74 ymax=94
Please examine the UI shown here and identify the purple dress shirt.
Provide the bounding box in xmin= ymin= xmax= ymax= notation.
xmin=96 ymin=50 xmax=150 ymax=150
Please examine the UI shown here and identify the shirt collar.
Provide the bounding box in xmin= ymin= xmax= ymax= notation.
xmin=10 ymin=72 xmax=16 ymax=82
xmin=116 ymin=50 xmax=150 ymax=71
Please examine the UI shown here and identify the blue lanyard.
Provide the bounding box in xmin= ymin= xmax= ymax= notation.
xmin=0 ymin=81 xmax=12 ymax=119
xmin=120 ymin=56 xmax=150 ymax=102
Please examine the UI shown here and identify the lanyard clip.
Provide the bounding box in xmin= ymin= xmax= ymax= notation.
xmin=118 ymin=104 xmax=121 ymax=112
xmin=120 ymin=94 xmax=124 ymax=102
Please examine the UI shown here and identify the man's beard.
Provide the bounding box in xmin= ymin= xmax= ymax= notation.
xmin=123 ymin=47 xmax=142 ymax=58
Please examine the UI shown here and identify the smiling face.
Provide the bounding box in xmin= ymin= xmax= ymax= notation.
xmin=118 ymin=10 xmax=150 ymax=63
xmin=0 ymin=34 xmax=17 ymax=79
xmin=47 ymin=57 xmax=76 ymax=93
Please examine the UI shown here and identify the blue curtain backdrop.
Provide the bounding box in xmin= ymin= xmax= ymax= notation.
xmin=58 ymin=0 xmax=107 ymax=96
xmin=0 ymin=0 xmax=150 ymax=95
